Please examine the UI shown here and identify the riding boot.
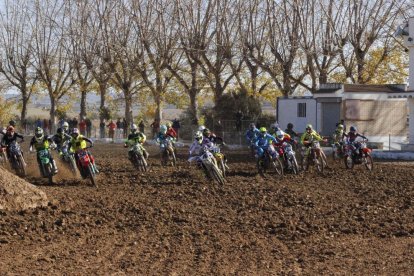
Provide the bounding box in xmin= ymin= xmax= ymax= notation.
xmin=52 ymin=160 xmax=58 ymax=174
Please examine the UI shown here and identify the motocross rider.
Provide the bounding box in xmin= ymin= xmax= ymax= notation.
xmin=61 ymin=121 xmax=70 ymax=134
xmin=333 ymin=124 xmax=344 ymax=144
xmin=166 ymin=122 xmax=177 ymax=139
xmin=1 ymin=126 xmax=25 ymax=159
xmin=52 ymin=127 xmax=73 ymax=156
xmin=124 ymin=124 xmax=148 ymax=160
xmin=68 ymin=128 xmax=98 ymax=173
xmin=254 ymin=127 xmax=278 ymax=160
xmin=285 ymin=123 xmax=298 ymax=139
xmin=188 ymin=131 xmax=204 ymax=163
xmin=245 ymin=123 xmax=260 ymax=148
xmin=343 ymin=126 xmax=367 ymax=155
xmin=29 ymin=127 xmax=58 ymax=174
xmin=300 ymin=124 xmax=327 ymax=161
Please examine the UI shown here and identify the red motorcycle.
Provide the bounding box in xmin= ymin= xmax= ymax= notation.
xmin=343 ymin=139 xmax=373 ymax=171
xmin=75 ymin=147 xmax=98 ymax=187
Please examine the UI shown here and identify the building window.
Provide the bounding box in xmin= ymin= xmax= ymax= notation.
xmin=298 ymin=103 xmax=306 ymax=117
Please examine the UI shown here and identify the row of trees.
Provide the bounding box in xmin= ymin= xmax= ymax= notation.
xmin=0 ymin=0 xmax=412 ymax=131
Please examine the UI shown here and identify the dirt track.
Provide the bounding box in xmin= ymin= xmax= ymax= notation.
xmin=1 ymin=143 xmax=414 ymax=274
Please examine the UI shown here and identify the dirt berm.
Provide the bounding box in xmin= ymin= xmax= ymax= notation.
xmin=0 ymin=168 xmax=48 ymax=211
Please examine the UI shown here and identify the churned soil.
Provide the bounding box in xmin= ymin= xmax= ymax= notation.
xmin=0 ymin=166 xmax=48 ymax=211
xmin=0 ymin=143 xmax=413 ymax=275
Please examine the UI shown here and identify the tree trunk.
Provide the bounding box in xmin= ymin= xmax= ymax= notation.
xmin=20 ymin=89 xmax=29 ymax=130
xmin=214 ymin=76 xmax=223 ymax=106
xmin=189 ymin=89 xmax=198 ymax=126
xmin=49 ymin=96 xmax=56 ymax=134
xmin=124 ymin=89 xmax=132 ymax=136
xmin=80 ymin=90 xmax=87 ymax=121
xmin=154 ymin=95 xmax=162 ymax=122
xmin=99 ymin=83 xmax=107 ymax=124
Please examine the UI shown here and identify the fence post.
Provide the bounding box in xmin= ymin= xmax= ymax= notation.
xmin=389 ymin=133 xmax=391 ymax=151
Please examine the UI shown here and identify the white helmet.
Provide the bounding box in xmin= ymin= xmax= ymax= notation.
xmin=198 ymin=125 xmax=206 ymax=132
xmin=62 ymin=121 xmax=69 ymax=131
xmin=131 ymin=124 xmax=138 ymax=132
xmin=276 ymin=130 xmax=284 ymax=140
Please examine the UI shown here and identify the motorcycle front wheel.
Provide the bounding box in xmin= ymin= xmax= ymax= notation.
xmin=344 ymin=155 xmax=354 ymax=169
xmin=364 ymin=154 xmax=373 ymax=171
xmin=88 ymin=164 xmax=97 ymax=187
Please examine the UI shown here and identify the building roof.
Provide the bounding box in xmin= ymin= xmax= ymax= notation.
xmin=343 ymin=84 xmax=406 ymax=93
xmin=314 ymin=83 xmax=407 ymax=94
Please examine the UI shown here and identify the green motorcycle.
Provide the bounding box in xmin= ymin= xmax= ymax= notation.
xmin=37 ymin=149 xmax=56 ymax=185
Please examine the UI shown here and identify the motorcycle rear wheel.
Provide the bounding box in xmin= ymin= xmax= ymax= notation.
xmin=88 ymin=164 xmax=97 ymax=187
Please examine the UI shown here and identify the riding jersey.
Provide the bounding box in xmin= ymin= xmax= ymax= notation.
xmin=30 ymin=136 xmax=53 ymax=151
xmin=52 ymin=132 xmax=72 ymax=147
xmin=1 ymin=133 xmax=24 ymax=147
xmin=125 ymin=132 xmax=146 ymax=146
xmin=254 ymin=134 xmax=277 ymax=148
xmin=69 ymin=135 xmax=93 ymax=152
xmin=166 ymin=127 xmax=177 ymax=138
xmin=273 ymin=133 xmax=292 ymax=148
xmin=300 ymin=131 xmax=323 ymax=147
xmin=245 ymin=128 xmax=260 ymax=143
xmin=344 ymin=132 xmax=367 ymax=143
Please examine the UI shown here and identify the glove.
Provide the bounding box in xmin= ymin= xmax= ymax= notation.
xmin=29 ymin=147 xmax=34 ymax=153
xmin=124 ymin=144 xmax=128 ymax=148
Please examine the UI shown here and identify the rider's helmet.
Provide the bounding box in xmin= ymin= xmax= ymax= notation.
xmin=35 ymin=127 xmax=44 ymax=142
xmin=259 ymin=127 xmax=267 ymax=136
xmin=6 ymin=126 xmax=14 ymax=136
xmin=166 ymin=122 xmax=172 ymax=128
xmin=350 ymin=126 xmax=357 ymax=133
xmin=202 ymin=128 xmax=211 ymax=137
xmin=337 ymin=124 xmax=344 ymax=130
xmin=306 ymin=124 xmax=313 ymax=133
xmin=249 ymin=123 xmax=256 ymax=130
xmin=57 ymin=127 xmax=64 ymax=134
xmin=270 ymin=123 xmax=280 ymax=133
xmin=198 ymin=125 xmax=206 ymax=132
xmin=131 ymin=124 xmax=138 ymax=133
xmin=8 ymin=120 xmax=16 ymax=127
xmin=194 ymin=131 xmax=203 ymax=143
xmin=71 ymin=128 xmax=80 ymax=138
xmin=287 ymin=123 xmax=293 ymax=129
xmin=276 ymin=130 xmax=284 ymax=140
xmin=160 ymin=125 xmax=167 ymax=134
xmin=62 ymin=121 xmax=69 ymax=132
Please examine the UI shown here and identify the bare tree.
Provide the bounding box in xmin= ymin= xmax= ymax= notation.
xmin=0 ymin=0 xmax=37 ymax=126
xmin=236 ymin=0 xmax=270 ymax=96
xmin=80 ymin=0 xmax=116 ymax=124
xmin=66 ymin=0 xmax=94 ymax=121
xmin=296 ymin=0 xmax=349 ymax=91
xmin=339 ymin=0 xmax=406 ymax=84
xmin=31 ymin=0 xmax=75 ymax=131
xmin=110 ymin=1 xmax=144 ymax=132
xmin=130 ymin=0 xmax=178 ymax=121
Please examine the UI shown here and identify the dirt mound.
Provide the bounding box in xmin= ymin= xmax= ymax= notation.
xmin=0 ymin=168 xmax=48 ymax=211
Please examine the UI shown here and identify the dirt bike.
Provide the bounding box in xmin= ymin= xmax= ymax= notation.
xmin=160 ymin=136 xmax=176 ymax=167
xmin=57 ymin=142 xmax=78 ymax=176
xmin=129 ymin=144 xmax=148 ymax=172
xmin=303 ymin=140 xmax=326 ymax=173
xmin=257 ymin=146 xmax=284 ymax=176
xmin=199 ymin=146 xmax=225 ymax=185
xmin=75 ymin=147 xmax=98 ymax=187
xmin=343 ymin=139 xmax=373 ymax=171
xmin=8 ymin=141 xmax=27 ymax=176
xmin=211 ymin=144 xmax=228 ymax=178
xmin=332 ymin=141 xmax=345 ymax=161
xmin=36 ymin=149 xmax=56 ymax=185
xmin=279 ymin=142 xmax=299 ymax=175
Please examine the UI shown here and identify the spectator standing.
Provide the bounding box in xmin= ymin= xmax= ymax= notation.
xmin=35 ymin=118 xmax=42 ymax=128
xmin=172 ymin=118 xmax=181 ymax=140
xmin=100 ymin=120 xmax=106 ymax=138
xmin=138 ymin=120 xmax=145 ymax=134
xmin=116 ymin=118 xmax=122 ymax=139
xmin=122 ymin=118 xmax=127 ymax=138
xmin=85 ymin=118 xmax=92 ymax=137
xmin=107 ymin=119 xmax=116 ymax=142
xmin=79 ymin=119 xmax=87 ymax=135
xmin=72 ymin=117 xmax=78 ymax=133
xmin=150 ymin=119 xmax=160 ymax=139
